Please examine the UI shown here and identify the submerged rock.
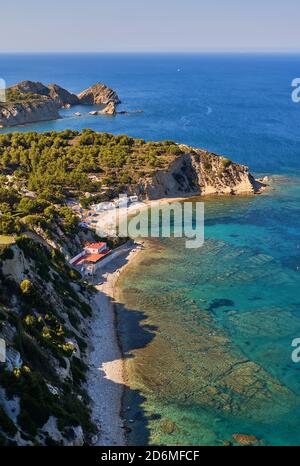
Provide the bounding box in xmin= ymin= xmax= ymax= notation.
xmin=223 ymin=440 xmax=233 ymax=446
xmin=160 ymin=418 xmax=176 ymax=435
xmin=232 ymin=433 xmax=259 ymax=446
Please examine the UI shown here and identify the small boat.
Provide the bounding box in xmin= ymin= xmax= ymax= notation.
xmin=74 ymin=112 xmax=81 ymax=116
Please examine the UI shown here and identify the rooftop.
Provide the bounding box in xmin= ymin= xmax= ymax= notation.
xmin=85 ymin=242 xmax=107 ymax=249
xmin=73 ymin=249 xmax=110 ymax=266
xmin=85 ymin=250 xmax=110 ymax=263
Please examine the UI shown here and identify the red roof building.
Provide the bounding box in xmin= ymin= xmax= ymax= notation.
xmin=84 ymin=250 xmax=110 ymax=263
xmin=73 ymin=249 xmax=110 ymax=266
xmin=84 ymin=242 xmax=108 ymax=254
xmin=86 ymin=242 xmax=107 ymax=250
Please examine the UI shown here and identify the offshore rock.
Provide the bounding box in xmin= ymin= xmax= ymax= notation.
xmin=0 ymin=80 xmax=120 ymax=127
xmin=100 ymin=101 xmax=116 ymax=115
xmin=77 ymin=82 xmax=120 ymax=105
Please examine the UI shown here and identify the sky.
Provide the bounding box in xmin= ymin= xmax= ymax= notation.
xmin=1 ymin=0 xmax=300 ymax=53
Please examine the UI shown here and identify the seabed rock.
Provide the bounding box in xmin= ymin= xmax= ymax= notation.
xmin=160 ymin=418 xmax=176 ymax=435
xmin=232 ymin=433 xmax=259 ymax=446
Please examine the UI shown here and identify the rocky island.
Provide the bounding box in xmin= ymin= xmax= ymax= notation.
xmin=0 ymin=81 xmax=120 ymax=127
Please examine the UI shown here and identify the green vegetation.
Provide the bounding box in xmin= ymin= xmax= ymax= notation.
xmin=0 ymin=129 xmax=185 ymax=444
xmin=0 ymin=369 xmax=94 ymax=439
xmin=0 ymin=130 xmax=183 ymax=235
xmin=20 ymin=279 xmax=34 ymax=295
xmin=0 ymin=129 xmax=182 ymax=201
xmin=0 ymin=236 xmax=95 ymax=443
xmin=0 ymin=244 xmax=14 ymax=261
xmin=0 ymin=185 xmax=79 ymax=236
xmin=0 ymin=88 xmax=44 ymax=106
xmin=0 ymin=406 xmax=17 ymax=437
xmin=0 ymin=235 xmax=15 ymax=245
xmin=221 ymin=157 xmax=232 ymax=170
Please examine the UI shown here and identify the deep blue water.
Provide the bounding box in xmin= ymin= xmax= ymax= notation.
xmin=1 ymin=54 xmax=300 ymax=445
xmin=1 ymin=53 xmax=300 ymax=172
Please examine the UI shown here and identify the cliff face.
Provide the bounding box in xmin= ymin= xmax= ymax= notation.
xmin=77 ymin=83 xmax=120 ymax=105
xmin=0 ymin=98 xmax=60 ymax=128
xmin=11 ymin=80 xmax=50 ymax=96
xmin=0 ymin=233 xmax=95 ymax=445
xmin=137 ymin=146 xmax=265 ymax=199
xmin=0 ymin=80 xmax=120 ymax=128
xmin=47 ymin=84 xmax=79 ymax=107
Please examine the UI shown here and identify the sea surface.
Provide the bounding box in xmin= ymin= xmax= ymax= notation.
xmin=1 ymin=53 xmax=300 ymax=445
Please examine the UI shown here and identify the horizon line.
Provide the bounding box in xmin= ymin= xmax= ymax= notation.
xmin=1 ymin=49 xmax=300 ymax=55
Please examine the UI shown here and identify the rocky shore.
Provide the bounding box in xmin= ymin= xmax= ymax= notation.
xmin=137 ymin=146 xmax=267 ymax=199
xmin=0 ymin=80 xmax=121 ymax=127
xmin=0 ymin=97 xmax=60 ymax=127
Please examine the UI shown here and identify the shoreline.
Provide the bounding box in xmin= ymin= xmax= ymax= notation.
xmin=86 ymin=184 xmax=270 ymax=238
xmin=86 ymin=241 xmax=143 ymax=446
xmin=85 ymin=184 xmax=273 ymax=445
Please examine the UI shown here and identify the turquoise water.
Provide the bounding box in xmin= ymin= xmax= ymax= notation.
xmin=1 ymin=53 xmax=300 ymax=444
xmin=118 ymin=177 xmax=300 ymax=445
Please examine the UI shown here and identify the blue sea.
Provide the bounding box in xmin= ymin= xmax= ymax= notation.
xmin=1 ymin=53 xmax=300 ymax=445
xmin=1 ymin=53 xmax=300 ymax=172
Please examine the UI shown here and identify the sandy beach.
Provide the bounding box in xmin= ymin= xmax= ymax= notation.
xmin=85 ymin=196 xmax=199 ymax=445
xmin=84 ymin=196 xmax=195 ymax=239
xmin=86 ymin=241 xmax=143 ymax=446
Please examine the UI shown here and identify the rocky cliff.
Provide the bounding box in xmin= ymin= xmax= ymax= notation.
xmin=0 ymin=232 xmax=96 ymax=445
xmin=77 ymin=83 xmax=120 ymax=105
xmin=47 ymin=84 xmax=79 ymax=107
xmin=0 ymin=98 xmax=60 ymax=128
xmin=0 ymin=80 xmax=120 ymax=128
xmin=11 ymin=80 xmax=50 ymax=96
xmin=137 ymin=145 xmax=265 ymax=199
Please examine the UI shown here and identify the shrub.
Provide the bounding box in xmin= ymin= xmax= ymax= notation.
xmin=17 ymin=372 xmax=55 ymax=435
xmin=0 ymin=246 xmax=14 ymax=261
xmin=70 ymin=356 xmax=87 ymax=384
xmin=20 ymin=279 xmax=34 ymax=296
xmin=221 ymin=157 xmax=232 ymax=169
xmin=0 ymin=406 xmax=17 ymax=437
